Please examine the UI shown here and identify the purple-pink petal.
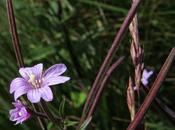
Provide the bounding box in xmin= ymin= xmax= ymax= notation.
xmin=142 ymin=69 xmax=153 ymax=79
xmin=27 ymin=89 xmax=41 ymax=103
xmin=141 ymin=69 xmax=153 ymax=86
xmin=40 ymin=86 xmax=53 ymax=102
xmin=31 ymin=63 xmax=43 ymax=79
xmin=19 ymin=63 xmax=43 ymax=80
xmin=14 ymin=86 xmax=30 ymax=101
xmin=141 ymin=78 xmax=148 ymax=86
xmin=43 ymin=64 xmax=67 ymax=80
xmin=44 ymin=76 xmax=70 ymax=86
xmin=19 ymin=68 xmax=32 ymax=80
xmin=10 ymin=78 xmax=29 ymax=94
xmin=10 ymin=109 xmax=19 ymax=121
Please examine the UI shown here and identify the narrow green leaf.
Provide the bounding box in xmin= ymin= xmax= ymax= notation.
xmin=80 ymin=116 xmax=92 ymax=130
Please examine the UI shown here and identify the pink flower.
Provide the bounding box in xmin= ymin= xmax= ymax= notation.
xmin=141 ymin=69 xmax=153 ymax=86
xmin=10 ymin=64 xmax=70 ymax=103
xmin=9 ymin=100 xmax=30 ymax=125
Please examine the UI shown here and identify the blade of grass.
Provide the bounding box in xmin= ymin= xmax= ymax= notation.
xmin=127 ymin=48 xmax=175 ymax=130
xmin=79 ymin=0 xmax=127 ymax=14
xmin=80 ymin=117 xmax=92 ymax=130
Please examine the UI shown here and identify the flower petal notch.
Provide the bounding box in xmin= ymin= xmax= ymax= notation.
xmin=10 ymin=63 xmax=70 ymax=103
xmin=141 ymin=69 xmax=153 ymax=86
xmin=9 ymin=100 xmax=30 ymax=125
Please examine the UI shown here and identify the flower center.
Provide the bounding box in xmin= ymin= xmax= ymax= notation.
xmin=28 ymin=74 xmax=44 ymax=89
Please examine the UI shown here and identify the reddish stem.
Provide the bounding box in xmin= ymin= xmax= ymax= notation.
xmin=6 ymin=0 xmax=24 ymax=67
xmin=87 ymin=56 xmax=124 ymax=118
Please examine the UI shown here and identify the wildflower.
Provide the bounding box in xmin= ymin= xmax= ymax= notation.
xmin=141 ymin=69 xmax=153 ymax=86
xmin=10 ymin=63 xmax=70 ymax=103
xmin=9 ymin=100 xmax=30 ymax=125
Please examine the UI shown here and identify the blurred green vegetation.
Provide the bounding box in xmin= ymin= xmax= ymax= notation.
xmin=0 ymin=0 xmax=175 ymax=130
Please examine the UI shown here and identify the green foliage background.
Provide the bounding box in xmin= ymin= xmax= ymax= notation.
xmin=0 ymin=0 xmax=175 ymax=129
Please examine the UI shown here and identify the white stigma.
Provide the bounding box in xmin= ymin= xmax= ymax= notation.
xmin=18 ymin=111 xmax=23 ymax=116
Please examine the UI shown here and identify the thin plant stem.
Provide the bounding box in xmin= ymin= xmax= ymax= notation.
xmin=6 ymin=0 xmax=24 ymax=67
xmin=6 ymin=0 xmax=47 ymax=129
xmin=86 ymin=56 xmax=125 ymax=118
xmin=81 ymin=0 xmax=141 ymax=122
xmin=31 ymin=109 xmax=80 ymax=123
xmin=32 ymin=104 xmax=48 ymax=130
xmin=29 ymin=108 xmax=63 ymax=123
xmin=127 ymin=48 xmax=175 ymax=130
xmin=40 ymin=101 xmax=63 ymax=126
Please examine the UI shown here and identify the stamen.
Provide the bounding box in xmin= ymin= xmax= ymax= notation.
xmin=42 ymin=77 xmax=44 ymax=82
xmin=38 ymin=79 xmax=41 ymax=84
xmin=28 ymin=74 xmax=43 ymax=89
